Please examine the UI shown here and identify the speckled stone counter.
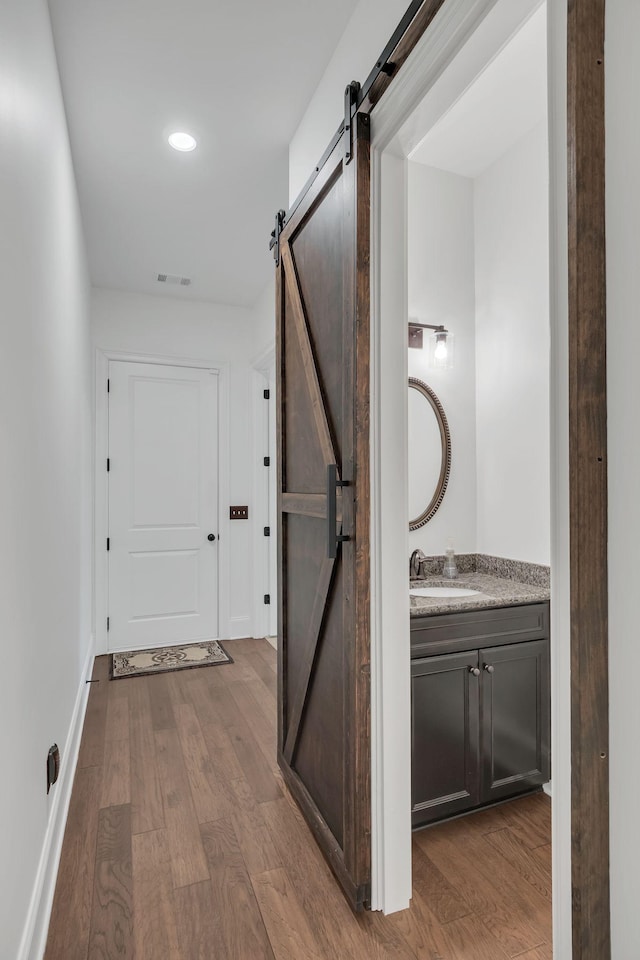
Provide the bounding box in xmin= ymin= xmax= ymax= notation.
xmin=409 ymin=572 xmax=550 ymax=617
xmin=413 ymin=553 xmax=550 ymax=588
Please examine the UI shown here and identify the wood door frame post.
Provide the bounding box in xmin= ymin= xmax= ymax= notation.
xmin=567 ymin=2 xmax=610 ymax=956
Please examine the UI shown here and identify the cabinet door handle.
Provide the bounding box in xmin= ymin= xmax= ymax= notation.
xmin=469 ymin=667 xmax=480 ymax=677
xmin=484 ymin=664 xmax=494 ymax=674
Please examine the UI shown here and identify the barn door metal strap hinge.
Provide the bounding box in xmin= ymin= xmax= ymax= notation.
xmin=106 ymin=538 xmax=110 ymax=551
xmin=344 ymin=80 xmax=361 ymax=164
xmin=269 ymin=209 xmax=286 ymax=265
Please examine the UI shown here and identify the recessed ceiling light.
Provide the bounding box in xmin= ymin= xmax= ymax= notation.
xmin=168 ymin=131 xmax=197 ymax=152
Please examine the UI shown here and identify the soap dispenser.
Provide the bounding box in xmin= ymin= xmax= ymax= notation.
xmin=442 ymin=542 xmax=458 ymax=580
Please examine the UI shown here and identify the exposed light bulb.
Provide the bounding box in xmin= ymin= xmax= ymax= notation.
xmin=168 ymin=131 xmax=197 ymax=152
xmin=434 ymin=339 xmax=448 ymax=361
xmin=429 ymin=329 xmax=454 ymax=369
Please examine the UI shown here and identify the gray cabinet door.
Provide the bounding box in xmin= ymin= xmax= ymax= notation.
xmin=479 ymin=639 xmax=550 ymax=803
xmin=411 ymin=651 xmax=480 ymax=825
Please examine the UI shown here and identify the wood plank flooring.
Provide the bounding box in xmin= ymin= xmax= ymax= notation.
xmin=45 ymin=638 xmax=552 ymax=959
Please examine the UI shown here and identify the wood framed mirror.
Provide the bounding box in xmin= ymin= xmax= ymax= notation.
xmin=408 ymin=378 xmax=451 ymax=531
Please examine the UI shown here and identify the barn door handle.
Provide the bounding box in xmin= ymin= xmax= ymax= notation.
xmin=327 ymin=464 xmax=350 ymax=559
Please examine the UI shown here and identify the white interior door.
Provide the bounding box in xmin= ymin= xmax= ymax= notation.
xmin=108 ymin=360 xmax=219 ymax=652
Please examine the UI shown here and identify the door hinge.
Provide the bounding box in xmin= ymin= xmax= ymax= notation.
xmin=106 ymin=616 xmax=110 ymax=632
xmin=263 ymin=388 xmax=270 ymax=400
xmin=264 ymin=456 xmax=270 ymax=467
xmin=106 ymin=537 xmax=110 ymax=551
xmin=107 ymin=378 xmax=110 ymax=393
xmin=264 ymin=526 xmax=270 ymax=537
xmin=344 ymin=80 xmax=361 ymax=164
xmin=269 ymin=209 xmax=286 ymax=266
xmin=106 ymin=458 xmax=110 ymax=472
xmin=264 ymin=594 xmax=271 ymax=605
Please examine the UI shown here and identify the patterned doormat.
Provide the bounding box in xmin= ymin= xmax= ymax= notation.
xmin=110 ymin=639 xmax=233 ymax=680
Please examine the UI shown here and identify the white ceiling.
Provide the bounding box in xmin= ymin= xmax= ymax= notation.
xmin=409 ymin=4 xmax=547 ymax=179
xmin=48 ymin=0 xmax=359 ymax=307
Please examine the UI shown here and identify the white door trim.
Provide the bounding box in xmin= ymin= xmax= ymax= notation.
xmin=368 ymin=0 xmax=570 ymax=943
xmin=94 ymin=348 xmax=231 ymax=654
xmin=250 ymin=367 xmax=271 ymax=639
xmin=251 ymin=344 xmax=276 ymax=639
xmin=546 ymin=3 xmax=572 ymax=955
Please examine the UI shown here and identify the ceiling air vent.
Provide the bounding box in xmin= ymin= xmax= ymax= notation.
xmin=156 ymin=273 xmax=191 ymax=286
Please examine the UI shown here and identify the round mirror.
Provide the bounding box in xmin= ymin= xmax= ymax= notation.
xmin=408 ymin=378 xmax=451 ymax=530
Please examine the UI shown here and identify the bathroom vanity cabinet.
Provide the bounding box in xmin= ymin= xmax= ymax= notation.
xmin=410 ymin=602 xmax=550 ymax=827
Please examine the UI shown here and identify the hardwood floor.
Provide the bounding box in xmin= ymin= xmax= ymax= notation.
xmin=45 ymin=638 xmax=552 ymax=959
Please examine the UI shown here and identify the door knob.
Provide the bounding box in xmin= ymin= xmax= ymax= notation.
xmin=207 ymin=534 xmax=216 ymax=542
xmin=484 ymin=664 xmax=494 ymax=674
xmin=469 ymin=667 xmax=480 ymax=677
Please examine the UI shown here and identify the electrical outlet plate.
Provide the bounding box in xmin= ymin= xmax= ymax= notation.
xmin=229 ymin=505 xmax=249 ymax=520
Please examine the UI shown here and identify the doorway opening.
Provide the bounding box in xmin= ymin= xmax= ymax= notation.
xmin=370 ymin=0 xmax=568 ymax=950
xmin=403 ymin=2 xmax=553 ymax=951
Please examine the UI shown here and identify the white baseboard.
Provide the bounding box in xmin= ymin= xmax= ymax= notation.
xmin=229 ymin=616 xmax=252 ymax=640
xmin=543 ymin=781 xmax=552 ymax=798
xmin=264 ymin=635 xmax=277 ymax=650
xmin=18 ymin=639 xmax=95 ymax=960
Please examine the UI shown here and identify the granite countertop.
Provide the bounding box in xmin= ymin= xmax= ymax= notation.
xmin=409 ymin=572 xmax=550 ymax=617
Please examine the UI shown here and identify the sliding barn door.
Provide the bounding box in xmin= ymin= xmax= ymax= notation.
xmin=276 ymin=113 xmax=371 ymax=910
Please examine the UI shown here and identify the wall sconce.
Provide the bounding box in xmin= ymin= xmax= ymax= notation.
xmin=408 ymin=322 xmax=455 ymax=369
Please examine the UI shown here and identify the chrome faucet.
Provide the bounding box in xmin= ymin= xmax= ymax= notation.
xmin=410 ymin=549 xmax=427 ymax=581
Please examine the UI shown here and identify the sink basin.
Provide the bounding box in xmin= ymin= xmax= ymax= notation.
xmin=410 ymin=586 xmax=481 ymax=598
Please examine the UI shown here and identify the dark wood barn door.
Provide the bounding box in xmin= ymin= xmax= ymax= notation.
xmin=275 ymin=111 xmax=371 ymax=910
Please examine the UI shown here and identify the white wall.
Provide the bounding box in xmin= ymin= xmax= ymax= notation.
xmin=407 ymin=124 xmax=550 ymax=566
xmin=0 ymin=1 xmax=93 ymax=957
xmin=92 ymin=287 xmax=258 ymax=642
xmin=251 ymin=276 xmax=276 ymax=361
xmin=289 ymin=0 xmax=408 ymax=203
xmin=407 ymin=162 xmax=477 ymax=556
xmin=474 ymin=121 xmax=551 ymax=565
xmin=605 ymin=3 xmax=640 ymax=956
